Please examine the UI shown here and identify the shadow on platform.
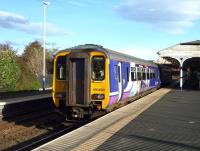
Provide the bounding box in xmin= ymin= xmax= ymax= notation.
xmin=96 ymin=89 xmax=200 ymax=151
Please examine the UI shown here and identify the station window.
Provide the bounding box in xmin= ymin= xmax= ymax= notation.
xmin=56 ymin=56 xmax=66 ymax=80
xmin=92 ymin=56 xmax=105 ymax=81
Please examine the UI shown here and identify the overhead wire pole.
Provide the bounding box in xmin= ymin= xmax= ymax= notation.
xmin=42 ymin=1 xmax=50 ymax=91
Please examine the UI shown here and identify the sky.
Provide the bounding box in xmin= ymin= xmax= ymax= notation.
xmin=0 ymin=0 xmax=200 ymax=60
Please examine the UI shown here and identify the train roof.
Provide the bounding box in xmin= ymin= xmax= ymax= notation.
xmin=55 ymin=44 xmax=157 ymax=67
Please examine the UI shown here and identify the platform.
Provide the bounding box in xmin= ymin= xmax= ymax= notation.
xmin=0 ymin=93 xmax=51 ymax=105
xmin=0 ymin=93 xmax=53 ymax=120
xmin=34 ymin=88 xmax=200 ymax=151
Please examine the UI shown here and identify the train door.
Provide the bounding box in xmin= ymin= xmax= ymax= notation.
xmin=121 ymin=62 xmax=130 ymax=99
xmin=147 ymin=68 xmax=150 ymax=88
xmin=67 ymin=53 xmax=90 ymax=106
xmin=118 ymin=62 xmax=122 ymax=101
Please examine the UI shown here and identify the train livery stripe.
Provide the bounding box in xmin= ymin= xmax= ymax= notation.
xmin=109 ymin=92 xmax=119 ymax=96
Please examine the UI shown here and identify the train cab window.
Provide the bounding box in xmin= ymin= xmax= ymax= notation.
xmin=56 ymin=56 xmax=66 ymax=80
xmin=92 ymin=56 xmax=105 ymax=81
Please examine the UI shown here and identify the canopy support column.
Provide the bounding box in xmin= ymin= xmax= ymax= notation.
xmin=180 ymin=62 xmax=183 ymax=91
xmin=178 ymin=58 xmax=188 ymax=91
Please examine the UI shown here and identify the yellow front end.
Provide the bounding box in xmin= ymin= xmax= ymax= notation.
xmin=53 ymin=50 xmax=110 ymax=110
xmin=52 ymin=51 xmax=69 ymax=107
xmin=90 ymin=51 xmax=110 ymax=110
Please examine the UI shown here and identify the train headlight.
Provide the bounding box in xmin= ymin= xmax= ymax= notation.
xmin=92 ymin=94 xmax=105 ymax=100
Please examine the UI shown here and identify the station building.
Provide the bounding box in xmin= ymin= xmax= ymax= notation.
xmin=157 ymin=40 xmax=200 ymax=90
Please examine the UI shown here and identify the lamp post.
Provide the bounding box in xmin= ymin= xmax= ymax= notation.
xmin=42 ymin=1 xmax=50 ymax=91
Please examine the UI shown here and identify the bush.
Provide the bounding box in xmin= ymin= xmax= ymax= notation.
xmin=0 ymin=44 xmax=21 ymax=91
xmin=0 ymin=41 xmax=53 ymax=91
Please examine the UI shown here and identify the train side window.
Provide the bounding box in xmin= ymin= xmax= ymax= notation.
xmin=127 ymin=67 xmax=129 ymax=82
xmin=56 ymin=56 xmax=66 ymax=80
xmin=134 ymin=68 xmax=136 ymax=80
xmin=92 ymin=56 xmax=105 ymax=81
xmin=149 ymin=70 xmax=152 ymax=79
xmin=150 ymin=72 xmax=153 ymax=79
xmin=153 ymin=72 xmax=156 ymax=79
xmin=147 ymin=68 xmax=150 ymax=79
xmin=150 ymin=70 xmax=155 ymax=79
xmin=114 ymin=65 xmax=118 ymax=80
xmin=142 ymin=68 xmax=146 ymax=80
xmin=131 ymin=72 xmax=134 ymax=81
xmin=131 ymin=67 xmax=136 ymax=81
xmin=149 ymin=69 xmax=151 ymax=79
xmin=137 ymin=68 xmax=142 ymax=80
xmin=155 ymin=71 xmax=158 ymax=78
xmin=118 ymin=66 xmax=121 ymax=82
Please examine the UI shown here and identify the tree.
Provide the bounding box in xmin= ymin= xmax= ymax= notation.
xmin=0 ymin=43 xmax=21 ymax=91
xmin=16 ymin=57 xmax=41 ymax=91
xmin=23 ymin=41 xmax=43 ymax=77
xmin=22 ymin=41 xmax=53 ymax=87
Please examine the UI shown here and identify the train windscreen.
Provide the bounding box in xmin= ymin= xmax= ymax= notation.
xmin=56 ymin=56 xmax=66 ymax=80
xmin=92 ymin=56 xmax=105 ymax=81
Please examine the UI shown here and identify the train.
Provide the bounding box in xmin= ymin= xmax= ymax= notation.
xmin=52 ymin=44 xmax=161 ymax=119
xmin=158 ymin=64 xmax=173 ymax=86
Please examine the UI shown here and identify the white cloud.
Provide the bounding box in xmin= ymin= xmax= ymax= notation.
xmin=113 ymin=46 xmax=158 ymax=60
xmin=68 ymin=0 xmax=101 ymax=7
xmin=0 ymin=10 xmax=72 ymax=36
xmin=115 ymin=0 xmax=200 ymax=35
xmin=0 ymin=11 xmax=28 ymax=28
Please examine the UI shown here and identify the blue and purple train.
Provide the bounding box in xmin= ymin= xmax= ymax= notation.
xmin=53 ymin=44 xmax=161 ymax=118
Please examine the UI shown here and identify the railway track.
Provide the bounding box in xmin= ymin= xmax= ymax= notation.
xmin=12 ymin=123 xmax=83 ymax=150
xmin=0 ymin=107 xmax=106 ymax=151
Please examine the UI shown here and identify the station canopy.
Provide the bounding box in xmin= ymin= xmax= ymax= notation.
xmin=157 ymin=40 xmax=200 ymax=89
xmin=157 ymin=40 xmax=200 ymax=66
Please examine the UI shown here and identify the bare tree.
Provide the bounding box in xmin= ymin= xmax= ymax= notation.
xmin=22 ymin=41 xmax=43 ymax=77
